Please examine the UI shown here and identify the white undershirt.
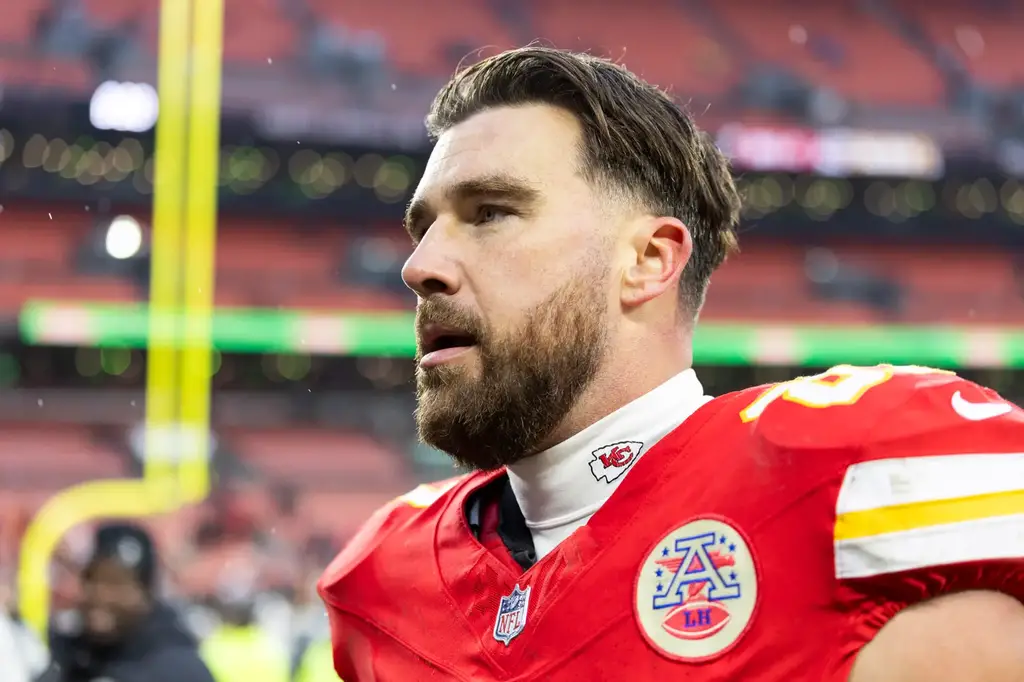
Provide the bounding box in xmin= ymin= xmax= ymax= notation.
xmin=507 ymin=369 xmax=711 ymax=559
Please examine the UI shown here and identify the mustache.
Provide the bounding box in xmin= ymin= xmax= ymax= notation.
xmin=415 ymin=299 xmax=487 ymax=344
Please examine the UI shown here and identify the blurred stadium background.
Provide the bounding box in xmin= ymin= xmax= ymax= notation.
xmin=2 ymin=0 xmax=1024 ymax=673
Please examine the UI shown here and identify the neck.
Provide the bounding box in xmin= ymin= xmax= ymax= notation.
xmin=537 ymin=333 xmax=692 ymax=451
xmin=507 ymin=364 xmax=708 ymax=558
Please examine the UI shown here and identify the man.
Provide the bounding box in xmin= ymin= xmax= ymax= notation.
xmin=41 ymin=523 xmax=215 ymax=682
xmin=319 ymin=46 xmax=1024 ymax=680
xmin=288 ymin=566 xmax=336 ymax=682
xmin=0 ymin=580 xmax=49 ymax=682
xmin=200 ymin=587 xmax=290 ymax=682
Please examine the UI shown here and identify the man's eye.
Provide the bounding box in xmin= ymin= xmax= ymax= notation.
xmin=476 ymin=205 xmax=510 ymax=224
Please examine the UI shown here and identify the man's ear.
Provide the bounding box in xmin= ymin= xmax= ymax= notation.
xmin=620 ymin=216 xmax=692 ymax=309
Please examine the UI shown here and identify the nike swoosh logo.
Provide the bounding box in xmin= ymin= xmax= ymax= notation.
xmin=951 ymin=390 xmax=1013 ymax=421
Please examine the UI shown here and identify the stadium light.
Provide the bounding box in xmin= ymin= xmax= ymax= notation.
xmin=90 ymin=81 xmax=160 ymax=133
xmin=105 ymin=215 xmax=144 ymax=260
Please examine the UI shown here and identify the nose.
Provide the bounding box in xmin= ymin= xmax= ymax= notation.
xmin=401 ymin=231 xmax=460 ymax=298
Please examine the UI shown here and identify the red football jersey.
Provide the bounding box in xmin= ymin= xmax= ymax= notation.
xmin=319 ymin=365 xmax=1024 ymax=681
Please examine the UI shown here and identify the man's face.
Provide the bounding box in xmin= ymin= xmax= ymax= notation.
xmin=81 ymin=558 xmax=148 ymax=643
xmin=403 ymin=104 xmax=616 ymax=470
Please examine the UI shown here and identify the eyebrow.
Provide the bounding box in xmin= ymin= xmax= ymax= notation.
xmin=404 ymin=173 xmax=541 ymax=239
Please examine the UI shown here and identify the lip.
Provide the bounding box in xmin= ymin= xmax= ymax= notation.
xmin=420 ymin=345 xmax=475 ymax=368
xmin=417 ymin=323 xmax=478 ymax=367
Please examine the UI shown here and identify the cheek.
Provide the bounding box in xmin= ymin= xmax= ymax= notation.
xmin=466 ymin=253 xmax=533 ymax=314
xmin=470 ymin=221 xmax=597 ymax=321
xmin=491 ymin=244 xmax=560 ymax=298
xmin=480 ymin=274 xmax=551 ymax=332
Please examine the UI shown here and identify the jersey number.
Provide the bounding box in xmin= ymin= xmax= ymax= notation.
xmin=739 ymin=364 xmax=949 ymax=423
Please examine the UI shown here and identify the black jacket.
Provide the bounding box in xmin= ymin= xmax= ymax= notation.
xmin=39 ymin=603 xmax=215 ymax=682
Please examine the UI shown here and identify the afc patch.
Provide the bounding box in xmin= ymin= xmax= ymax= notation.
xmin=493 ymin=584 xmax=531 ymax=646
xmin=634 ymin=517 xmax=759 ymax=662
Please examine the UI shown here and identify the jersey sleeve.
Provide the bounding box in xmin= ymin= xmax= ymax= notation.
xmin=317 ymin=476 xmax=465 ymax=603
xmin=832 ymin=371 xmax=1024 ymax=654
xmin=316 ymin=476 xmax=466 ymax=682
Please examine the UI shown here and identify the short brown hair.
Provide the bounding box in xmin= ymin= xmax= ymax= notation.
xmin=426 ymin=46 xmax=741 ymax=316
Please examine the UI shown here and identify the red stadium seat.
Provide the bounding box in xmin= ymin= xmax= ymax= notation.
xmin=0 ymin=210 xmax=85 ymax=267
xmin=297 ymin=490 xmax=401 ymax=539
xmin=530 ymin=0 xmax=737 ymax=97
xmin=230 ymin=428 xmax=411 ymax=489
xmin=221 ymin=0 xmax=298 ymax=64
xmin=714 ymin=0 xmax=944 ymax=106
xmin=0 ymin=424 xmax=126 ymax=486
xmin=0 ymin=56 xmax=92 ymax=94
xmin=0 ymin=278 xmax=140 ymax=311
xmin=304 ymin=0 xmax=517 ymax=75
xmin=702 ymin=244 xmax=1024 ymax=325
xmin=896 ymin=0 xmax=1024 ymax=89
xmin=0 ymin=0 xmax=48 ymax=45
xmin=80 ymin=0 xmax=144 ymax=28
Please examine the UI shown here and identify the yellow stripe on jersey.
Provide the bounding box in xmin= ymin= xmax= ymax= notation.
xmin=833 ymin=454 xmax=1024 ymax=579
xmin=835 ymin=489 xmax=1024 ymax=540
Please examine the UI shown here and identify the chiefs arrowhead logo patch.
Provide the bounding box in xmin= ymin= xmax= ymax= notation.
xmin=589 ymin=441 xmax=643 ymax=484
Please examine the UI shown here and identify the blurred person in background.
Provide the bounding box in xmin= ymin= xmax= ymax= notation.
xmin=319 ymin=46 xmax=1024 ymax=681
xmin=0 ymin=578 xmax=49 ymax=682
xmin=288 ymin=566 xmax=336 ymax=682
xmin=291 ymin=638 xmax=338 ymax=682
xmin=201 ymin=585 xmax=289 ymax=682
xmin=40 ymin=523 xmax=214 ymax=682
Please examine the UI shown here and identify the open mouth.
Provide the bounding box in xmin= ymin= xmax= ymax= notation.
xmin=419 ymin=324 xmax=478 ymax=365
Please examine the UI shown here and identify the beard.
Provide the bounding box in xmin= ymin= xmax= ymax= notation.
xmin=414 ymin=272 xmax=608 ymax=471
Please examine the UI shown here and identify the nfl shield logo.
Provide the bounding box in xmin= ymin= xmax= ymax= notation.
xmin=493 ymin=584 xmax=531 ymax=646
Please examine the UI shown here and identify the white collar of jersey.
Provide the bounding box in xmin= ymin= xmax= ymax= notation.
xmin=507 ymin=369 xmax=710 ymax=532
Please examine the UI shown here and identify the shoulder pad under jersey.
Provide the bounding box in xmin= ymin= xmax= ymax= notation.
xmin=317 ymin=475 xmax=468 ymax=601
xmin=735 ymin=364 xmax=968 ymax=452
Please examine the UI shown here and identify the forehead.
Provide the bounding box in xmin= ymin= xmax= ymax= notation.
xmin=418 ymin=104 xmax=585 ymax=198
xmin=84 ymin=559 xmax=136 ymax=585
